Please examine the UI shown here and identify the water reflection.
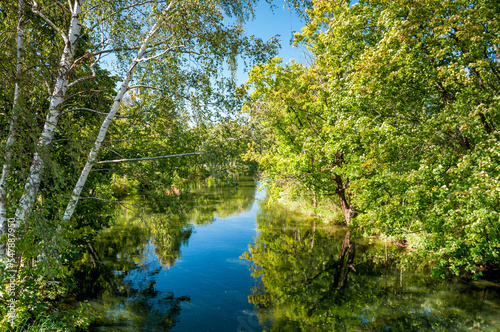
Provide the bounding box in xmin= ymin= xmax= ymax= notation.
xmin=86 ymin=178 xmax=258 ymax=331
xmin=81 ymin=178 xmax=500 ymax=331
xmin=243 ymin=204 xmax=500 ymax=331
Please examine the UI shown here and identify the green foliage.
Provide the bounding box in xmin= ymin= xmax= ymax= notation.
xmin=245 ymin=0 xmax=500 ymax=278
xmin=1 ymin=0 xmax=278 ymax=330
xmin=243 ymin=58 xmax=345 ymax=208
xmin=273 ymin=181 xmax=346 ymax=223
xmin=243 ymin=202 xmax=500 ymax=331
xmin=0 ymin=252 xmax=95 ymax=332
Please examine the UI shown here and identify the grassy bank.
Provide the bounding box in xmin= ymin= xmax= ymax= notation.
xmin=268 ymin=183 xmax=345 ymax=225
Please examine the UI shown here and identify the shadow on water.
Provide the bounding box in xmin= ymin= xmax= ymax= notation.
xmin=242 ymin=204 xmax=500 ymax=331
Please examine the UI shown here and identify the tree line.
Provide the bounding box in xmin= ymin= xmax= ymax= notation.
xmin=1 ymin=0 xmax=499 ymax=329
xmin=0 ymin=0 xmax=275 ymax=329
xmin=244 ymin=0 xmax=499 ymax=279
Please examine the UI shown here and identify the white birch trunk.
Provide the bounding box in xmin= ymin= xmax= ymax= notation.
xmin=14 ymin=0 xmax=85 ymax=227
xmin=62 ymin=19 xmax=166 ymax=221
xmin=0 ymin=0 xmax=24 ymax=254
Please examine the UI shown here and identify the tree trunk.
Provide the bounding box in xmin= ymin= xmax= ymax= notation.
xmin=96 ymin=152 xmax=200 ymax=164
xmin=312 ymin=184 xmax=317 ymax=208
xmin=14 ymin=1 xmax=85 ymax=227
xmin=63 ymin=14 xmax=168 ymax=221
xmin=0 ymin=0 xmax=24 ymax=252
xmin=334 ymin=174 xmax=354 ymax=226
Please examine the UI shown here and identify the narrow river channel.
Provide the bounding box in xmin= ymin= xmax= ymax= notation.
xmin=88 ymin=178 xmax=500 ymax=331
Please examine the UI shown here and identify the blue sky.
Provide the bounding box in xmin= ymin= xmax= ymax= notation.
xmin=98 ymin=2 xmax=308 ymax=94
xmin=235 ymin=1 xmax=308 ymax=85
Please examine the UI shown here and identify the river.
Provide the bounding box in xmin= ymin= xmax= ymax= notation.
xmin=87 ymin=177 xmax=500 ymax=331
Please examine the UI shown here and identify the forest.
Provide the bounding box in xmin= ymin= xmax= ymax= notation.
xmin=0 ymin=0 xmax=499 ymax=330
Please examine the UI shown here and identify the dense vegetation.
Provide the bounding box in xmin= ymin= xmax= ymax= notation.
xmin=243 ymin=204 xmax=500 ymax=331
xmin=0 ymin=0 xmax=272 ymax=330
xmin=243 ymin=0 xmax=500 ymax=279
xmin=1 ymin=0 xmax=499 ymax=330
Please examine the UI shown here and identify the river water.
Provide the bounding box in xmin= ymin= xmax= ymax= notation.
xmin=88 ymin=178 xmax=500 ymax=331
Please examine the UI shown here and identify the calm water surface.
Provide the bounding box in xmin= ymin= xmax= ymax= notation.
xmin=89 ymin=178 xmax=500 ymax=331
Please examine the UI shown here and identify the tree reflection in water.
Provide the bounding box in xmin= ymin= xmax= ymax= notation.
xmin=71 ymin=179 xmax=500 ymax=331
xmin=243 ymin=203 xmax=500 ymax=331
xmin=77 ymin=178 xmax=257 ymax=331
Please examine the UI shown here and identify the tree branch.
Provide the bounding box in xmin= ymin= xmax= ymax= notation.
xmin=67 ymin=67 xmax=96 ymax=88
xmin=138 ymin=44 xmax=184 ymax=62
xmin=29 ymin=0 xmax=68 ymax=43
xmin=127 ymin=85 xmax=166 ymax=91
xmin=50 ymin=139 xmax=129 ymax=158
xmin=72 ymin=35 xmax=175 ymax=66
xmin=102 ymin=135 xmax=179 ymax=143
xmin=96 ymin=152 xmax=201 ymax=164
xmin=73 ymin=46 xmax=143 ymax=64
xmin=61 ymin=107 xmax=128 ymax=118
xmin=78 ymin=196 xmax=139 ymax=208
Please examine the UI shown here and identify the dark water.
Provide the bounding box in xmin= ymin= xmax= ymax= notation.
xmin=88 ymin=178 xmax=500 ymax=331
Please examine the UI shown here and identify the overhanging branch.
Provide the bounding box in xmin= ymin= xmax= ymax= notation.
xmin=61 ymin=107 xmax=128 ymax=118
xmin=96 ymin=152 xmax=201 ymax=164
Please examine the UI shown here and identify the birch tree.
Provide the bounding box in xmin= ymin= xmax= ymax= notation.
xmin=0 ymin=0 xmax=24 ymax=251
xmin=3 ymin=0 xmax=277 ymax=237
xmin=13 ymin=0 xmax=85 ymax=226
xmin=62 ymin=5 xmax=173 ymax=221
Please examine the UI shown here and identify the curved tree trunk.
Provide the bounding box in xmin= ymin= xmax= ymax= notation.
xmin=334 ymin=174 xmax=354 ymax=226
xmin=63 ymin=5 xmax=173 ymax=221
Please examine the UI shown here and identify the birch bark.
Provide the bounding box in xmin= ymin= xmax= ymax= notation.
xmin=14 ymin=0 xmax=85 ymax=227
xmin=63 ymin=6 xmax=172 ymax=221
xmin=0 ymin=0 xmax=24 ymax=253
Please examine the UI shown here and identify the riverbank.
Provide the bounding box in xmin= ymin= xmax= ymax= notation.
xmin=271 ymin=187 xmax=500 ymax=281
xmin=64 ymin=178 xmax=500 ymax=331
xmin=245 ymin=196 xmax=500 ymax=331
